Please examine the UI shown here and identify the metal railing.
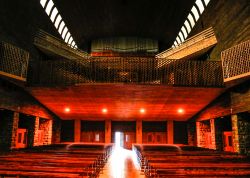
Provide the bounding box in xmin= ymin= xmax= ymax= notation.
xmin=0 ymin=42 xmax=29 ymax=81
xmin=221 ymin=39 xmax=250 ymax=82
xmin=28 ymin=57 xmax=224 ymax=87
xmin=34 ymin=29 xmax=89 ymax=60
xmin=156 ymin=27 xmax=217 ymax=59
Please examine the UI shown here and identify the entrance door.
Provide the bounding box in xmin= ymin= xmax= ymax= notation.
xmin=223 ymin=131 xmax=234 ymax=152
xmin=16 ymin=128 xmax=28 ymax=148
xmin=123 ymin=132 xmax=135 ymax=149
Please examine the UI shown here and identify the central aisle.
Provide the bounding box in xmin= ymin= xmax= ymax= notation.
xmin=99 ymin=147 xmax=145 ymax=178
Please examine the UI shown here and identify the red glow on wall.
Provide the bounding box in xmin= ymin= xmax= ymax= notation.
xmin=64 ymin=107 xmax=70 ymax=113
xmin=140 ymin=108 xmax=145 ymax=114
xmin=177 ymin=108 xmax=184 ymax=114
xmin=102 ymin=108 xmax=108 ymax=113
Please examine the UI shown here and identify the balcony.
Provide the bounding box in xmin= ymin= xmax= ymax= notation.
xmin=0 ymin=42 xmax=29 ymax=82
xmin=34 ymin=30 xmax=89 ymax=61
xmin=28 ymin=57 xmax=223 ymax=87
xmin=156 ymin=27 xmax=217 ymax=63
xmin=222 ymin=39 xmax=250 ymax=86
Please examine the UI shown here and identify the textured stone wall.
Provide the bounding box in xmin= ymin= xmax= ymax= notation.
xmin=190 ymin=0 xmax=250 ymax=60
xmin=39 ymin=119 xmax=52 ymax=145
xmin=196 ymin=120 xmax=211 ymax=148
xmin=233 ymin=113 xmax=250 ymax=155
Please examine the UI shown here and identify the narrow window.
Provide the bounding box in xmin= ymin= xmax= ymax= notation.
xmin=181 ymin=26 xmax=188 ymax=39
xmin=187 ymin=13 xmax=195 ymax=27
xmin=40 ymin=0 xmax=48 ymax=8
xmin=196 ymin=0 xmax=205 ymax=14
xmin=45 ymin=0 xmax=54 ymax=16
xmin=191 ymin=6 xmax=200 ymax=21
xmin=95 ymin=133 xmax=100 ymax=142
xmin=65 ymin=33 xmax=71 ymax=43
xmin=50 ymin=7 xmax=58 ymax=22
xmin=176 ymin=36 xmax=181 ymax=44
xmin=71 ymin=41 xmax=76 ymax=47
xmin=68 ymin=36 xmax=73 ymax=45
xmin=54 ymin=15 xmax=62 ymax=29
xmin=178 ymin=32 xmax=184 ymax=42
xmin=184 ymin=20 xmax=192 ymax=33
xmin=61 ymin=27 xmax=68 ymax=39
xmin=174 ymin=41 xmax=178 ymax=46
xmin=203 ymin=0 xmax=211 ymax=6
xmin=58 ymin=21 xmax=65 ymax=34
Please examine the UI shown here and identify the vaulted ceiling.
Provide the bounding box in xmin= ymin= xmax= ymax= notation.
xmin=52 ymin=0 xmax=196 ymax=50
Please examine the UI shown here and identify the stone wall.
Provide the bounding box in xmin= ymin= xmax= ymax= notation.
xmin=39 ymin=119 xmax=52 ymax=145
xmin=232 ymin=113 xmax=250 ymax=155
xmin=196 ymin=120 xmax=211 ymax=148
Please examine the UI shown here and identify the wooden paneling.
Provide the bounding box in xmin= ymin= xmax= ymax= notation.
xmin=29 ymin=84 xmax=224 ymax=121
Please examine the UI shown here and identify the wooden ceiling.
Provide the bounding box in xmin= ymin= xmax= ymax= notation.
xmin=52 ymin=0 xmax=196 ymax=50
xmin=29 ymin=84 xmax=224 ymax=121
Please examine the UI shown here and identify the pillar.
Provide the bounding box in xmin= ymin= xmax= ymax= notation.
xmin=196 ymin=121 xmax=201 ymax=147
xmin=33 ymin=116 xmax=40 ymax=146
xmin=105 ymin=120 xmax=111 ymax=143
xmin=74 ymin=119 xmax=81 ymax=142
xmin=136 ymin=120 xmax=142 ymax=144
xmin=167 ymin=120 xmax=173 ymax=144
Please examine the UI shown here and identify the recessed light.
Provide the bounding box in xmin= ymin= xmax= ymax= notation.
xmin=102 ymin=108 xmax=108 ymax=113
xmin=64 ymin=107 xmax=70 ymax=113
xmin=140 ymin=108 xmax=145 ymax=114
xmin=178 ymin=108 xmax=184 ymax=114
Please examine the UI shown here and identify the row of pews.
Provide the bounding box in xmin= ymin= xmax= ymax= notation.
xmin=0 ymin=143 xmax=113 ymax=178
xmin=133 ymin=144 xmax=250 ymax=178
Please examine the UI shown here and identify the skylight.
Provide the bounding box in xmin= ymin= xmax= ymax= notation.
xmin=196 ymin=0 xmax=205 ymax=14
xmin=39 ymin=0 xmax=78 ymax=49
xmin=181 ymin=26 xmax=188 ymax=39
xmin=204 ymin=0 xmax=211 ymax=6
xmin=45 ymin=0 xmax=54 ymax=15
xmin=172 ymin=0 xmax=212 ymax=46
xmin=191 ymin=6 xmax=200 ymax=21
xmin=54 ymin=15 xmax=62 ymax=28
xmin=184 ymin=20 xmax=191 ymax=33
xmin=50 ymin=7 xmax=58 ymax=22
xmin=40 ymin=0 xmax=47 ymax=8
xmin=187 ymin=13 xmax=195 ymax=27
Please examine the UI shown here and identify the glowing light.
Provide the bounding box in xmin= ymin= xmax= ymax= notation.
xmin=102 ymin=108 xmax=108 ymax=113
xmin=64 ymin=107 xmax=70 ymax=113
xmin=178 ymin=108 xmax=184 ymax=114
xmin=140 ymin=108 xmax=145 ymax=114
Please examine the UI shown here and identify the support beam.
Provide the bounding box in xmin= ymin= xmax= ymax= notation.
xmin=167 ymin=120 xmax=173 ymax=144
xmin=105 ymin=120 xmax=111 ymax=143
xmin=74 ymin=119 xmax=81 ymax=142
xmin=136 ymin=120 xmax=142 ymax=144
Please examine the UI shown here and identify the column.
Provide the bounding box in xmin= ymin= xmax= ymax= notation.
xmin=74 ymin=119 xmax=81 ymax=142
xmin=167 ymin=120 xmax=173 ymax=144
xmin=196 ymin=121 xmax=201 ymax=147
xmin=105 ymin=120 xmax=111 ymax=143
xmin=136 ymin=120 xmax=142 ymax=144
xmin=10 ymin=112 xmax=19 ymax=149
xmin=210 ymin=119 xmax=216 ymax=150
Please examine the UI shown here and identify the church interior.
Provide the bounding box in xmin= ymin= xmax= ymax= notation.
xmin=0 ymin=0 xmax=250 ymax=177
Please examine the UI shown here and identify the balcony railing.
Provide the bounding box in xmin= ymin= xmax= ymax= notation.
xmin=221 ymin=40 xmax=250 ymax=83
xmin=28 ymin=57 xmax=224 ymax=87
xmin=0 ymin=42 xmax=29 ymax=81
xmin=34 ymin=30 xmax=89 ymax=61
xmin=156 ymin=27 xmax=217 ymax=62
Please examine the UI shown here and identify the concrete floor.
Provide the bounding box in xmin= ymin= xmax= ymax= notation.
xmin=99 ymin=147 xmax=145 ymax=178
